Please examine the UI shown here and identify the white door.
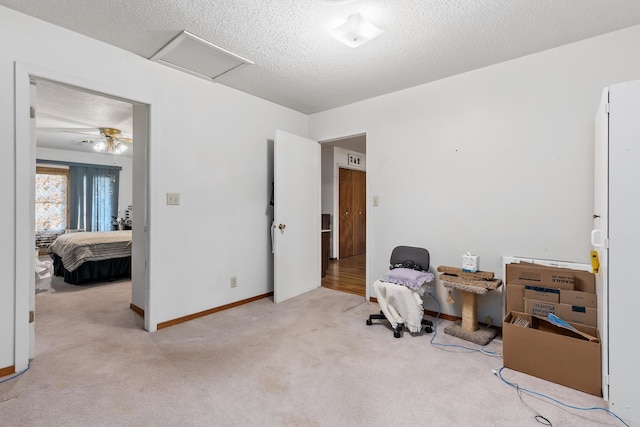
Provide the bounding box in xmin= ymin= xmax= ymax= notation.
xmin=273 ymin=130 xmax=321 ymax=303
xmin=607 ymin=80 xmax=640 ymax=422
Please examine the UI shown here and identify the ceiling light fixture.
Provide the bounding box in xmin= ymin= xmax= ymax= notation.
xmin=93 ymin=128 xmax=129 ymax=155
xmin=329 ymin=13 xmax=384 ymax=48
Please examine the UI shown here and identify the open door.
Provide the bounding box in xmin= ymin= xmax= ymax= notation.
xmin=273 ymin=130 xmax=320 ymax=303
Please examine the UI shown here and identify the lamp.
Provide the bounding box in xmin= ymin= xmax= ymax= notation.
xmin=93 ymin=128 xmax=129 ymax=155
xmin=329 ymin=13 xmax=384 ymax=48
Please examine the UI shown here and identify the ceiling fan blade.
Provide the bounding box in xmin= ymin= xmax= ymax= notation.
xmin=69 ymin=138 xmax=99 ymax=145
xmin=63 ymin=130 xmax=102 ymax=137
xmin=37 ymin=127 xmax=99 ymax=133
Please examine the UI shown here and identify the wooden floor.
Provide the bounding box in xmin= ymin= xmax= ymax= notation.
xmin=321 ymin=253 xmax=366 ymax=297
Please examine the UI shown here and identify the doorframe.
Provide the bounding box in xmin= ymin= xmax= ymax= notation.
xmin=319 ymin=133 xmax=369 ymax=301
xmin=14 ymin=62 xmax=153 ymax=372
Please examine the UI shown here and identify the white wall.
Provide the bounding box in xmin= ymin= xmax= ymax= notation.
xmin=310 ymin=25 xmax=640 ymax=325
xmin=36 ymin=147 xmax=133 ymax=215
xmin=1 ymin=6 xmax=307 ymax=370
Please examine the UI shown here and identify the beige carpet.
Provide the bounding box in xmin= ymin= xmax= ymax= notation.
xmin=0 ymin=275 xmax=624 ymax=426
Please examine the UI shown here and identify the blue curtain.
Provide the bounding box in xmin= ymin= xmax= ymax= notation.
xmin=69 ymin=166 xmax=119 ymax=231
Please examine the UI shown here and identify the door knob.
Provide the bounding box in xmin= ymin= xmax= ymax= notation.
xmin=278 ymin=224 xmax=286 ymax=230
xmin=345 ymin=211 xmax=349 ymax=217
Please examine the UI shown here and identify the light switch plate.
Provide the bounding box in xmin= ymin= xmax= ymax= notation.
xmin=166 ymin=192 xmax=180 ymax=205
xmin=348 ymin=152 xmax=362 ymax=166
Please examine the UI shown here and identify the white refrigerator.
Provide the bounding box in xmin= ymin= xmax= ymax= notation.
xmin=592 ymin=79 xmax=640 ymax=424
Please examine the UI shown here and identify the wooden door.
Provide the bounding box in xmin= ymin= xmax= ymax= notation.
xmin=339 ymin=168 xmax=354 ymax=257
xmin=339 ymin=168 xmax=366 ymax=258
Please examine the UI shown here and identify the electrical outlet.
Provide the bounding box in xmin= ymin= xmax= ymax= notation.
xmin=166 ymin=192 xmax=180 ymax=205
xmin=230 ymin=276 xmax=237 ymax=288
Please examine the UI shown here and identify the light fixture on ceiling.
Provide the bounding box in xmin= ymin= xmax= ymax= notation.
xmin=319 ymin=0 xmax=355 ymax=4
xmin=93 ymin=128 xmax=129 ymax=155
xmin=329 ymin=13 xmax=384 ymax=48
xmin=150 ymin=30 xmax=253 ymax=81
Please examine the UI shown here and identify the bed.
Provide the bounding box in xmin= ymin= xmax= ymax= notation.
xmin=48 ymin=230 xmax=132 ymax=285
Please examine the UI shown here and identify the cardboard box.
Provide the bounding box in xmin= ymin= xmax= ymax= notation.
xmin=513 ymin=262 xmax=595 ymax=293
xmin=560 ymin=290 xmax=597 ymax=308
xmin=506 ymin=263 xmax=575 ymax=290
xmin=506 ymin=284 xmax=525 ymax=313
xmin=503 ymin=311 xmax=601 ymax=396
xmin=524 ymin=299 xmax=558 ymax=317
xmin=524 ymin=286 xmax=560 ymax=303
xmin=557 ymin=303 xmax=597 ymax=327
xmin=572 ymin=270 xmax=596 ymax=294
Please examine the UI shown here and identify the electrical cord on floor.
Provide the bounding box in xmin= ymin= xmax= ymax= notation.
xmin=426 ymin=292 xmax=629 ymax=427
xmin=0 ymin=364 xmax=30 ymax=385
xmin=515 ymin=379 xmax=553 ymax=426
xmin=426 ymin=292 xmax=502 ymax=358
xmin=495 ymin=366 xmax=630 ymax=427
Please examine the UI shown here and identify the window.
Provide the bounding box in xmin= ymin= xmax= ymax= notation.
xmin=35 ymin=161 xmax=121 ymax=249
xmin=69 ymin=165 xmax=120 ymax=232
xmin=35 ymin=166 xmax=69 ymax=253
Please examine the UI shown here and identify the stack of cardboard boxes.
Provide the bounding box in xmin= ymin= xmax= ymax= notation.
xmin=502 ymin=262 xmax=601 ymax=396
xmin=505 ymin=262 xmax=597 ymax=327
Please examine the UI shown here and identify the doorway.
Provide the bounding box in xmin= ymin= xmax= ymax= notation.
xmin=319 ymin=134 xmax=367 ymax=297
xmin=14 ymin=63 xmax=151 ymax=371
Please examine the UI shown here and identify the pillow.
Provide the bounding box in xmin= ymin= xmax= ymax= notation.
xmin=380 ymin=268 xmax=435 ymax=290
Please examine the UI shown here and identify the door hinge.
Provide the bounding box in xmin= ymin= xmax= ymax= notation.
xmin=605 ymin=238 xmax=610 ymax=249
xmin=605 ymin=374 xmax=610 ymax=386
xmin=29 ymin=310 xmax=35 ymax=323
xmin=605 ymin=103 xmax=610 ymax=114
xmin=30 ymin=106 xmax=36 ymax=119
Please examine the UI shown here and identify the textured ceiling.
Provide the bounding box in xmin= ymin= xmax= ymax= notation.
xmin=10 ymin=1 xmax=640 ymax=155
xmin=34 ymin=80 xmax=134 ymax=156
xmin=3 ymin=0 xmax=640 ymax=115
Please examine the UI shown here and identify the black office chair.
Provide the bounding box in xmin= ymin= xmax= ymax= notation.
xmin=366 ymin=246 xmax=434 ymax=338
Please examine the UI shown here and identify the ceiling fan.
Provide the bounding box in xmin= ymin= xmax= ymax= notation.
xmin=66 ymin=127 xmax=132 ymax=154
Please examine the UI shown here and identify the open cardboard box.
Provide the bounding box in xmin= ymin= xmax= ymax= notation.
xmin=503 ymin=311 xmax=601 ymax=396
xmin=506 ymin=263 xmax=595 ymax=293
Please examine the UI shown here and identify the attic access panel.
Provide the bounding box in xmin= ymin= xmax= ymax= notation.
xmin=150 ymin=31 xmax=253 ymax=80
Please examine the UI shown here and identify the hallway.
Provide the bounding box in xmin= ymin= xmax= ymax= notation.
xmin=321 ymin=254 xmax=365 ymax=297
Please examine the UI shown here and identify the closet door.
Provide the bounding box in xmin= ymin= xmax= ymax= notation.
xmin=352 ymin=169 xmax=366 ymax=256
xmin=339 ymin=168 xmax=354 ymax=257
xmin=338 ymin=168 xmax=366 ymax=258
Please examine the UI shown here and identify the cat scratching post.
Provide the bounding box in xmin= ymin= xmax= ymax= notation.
xmin=461 ymin=291 xmax=479 ymax=331
xmin=437 ymin=266 xmax=502 ymax=346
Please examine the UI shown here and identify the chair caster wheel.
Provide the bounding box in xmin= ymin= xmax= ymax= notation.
xmin=425 ymin=326 xmax=433 ymax=334
xmin=366 ymin=319 xmax=372 ymax=325
xmin=394 ymin=331 xmax=401 ymax=338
